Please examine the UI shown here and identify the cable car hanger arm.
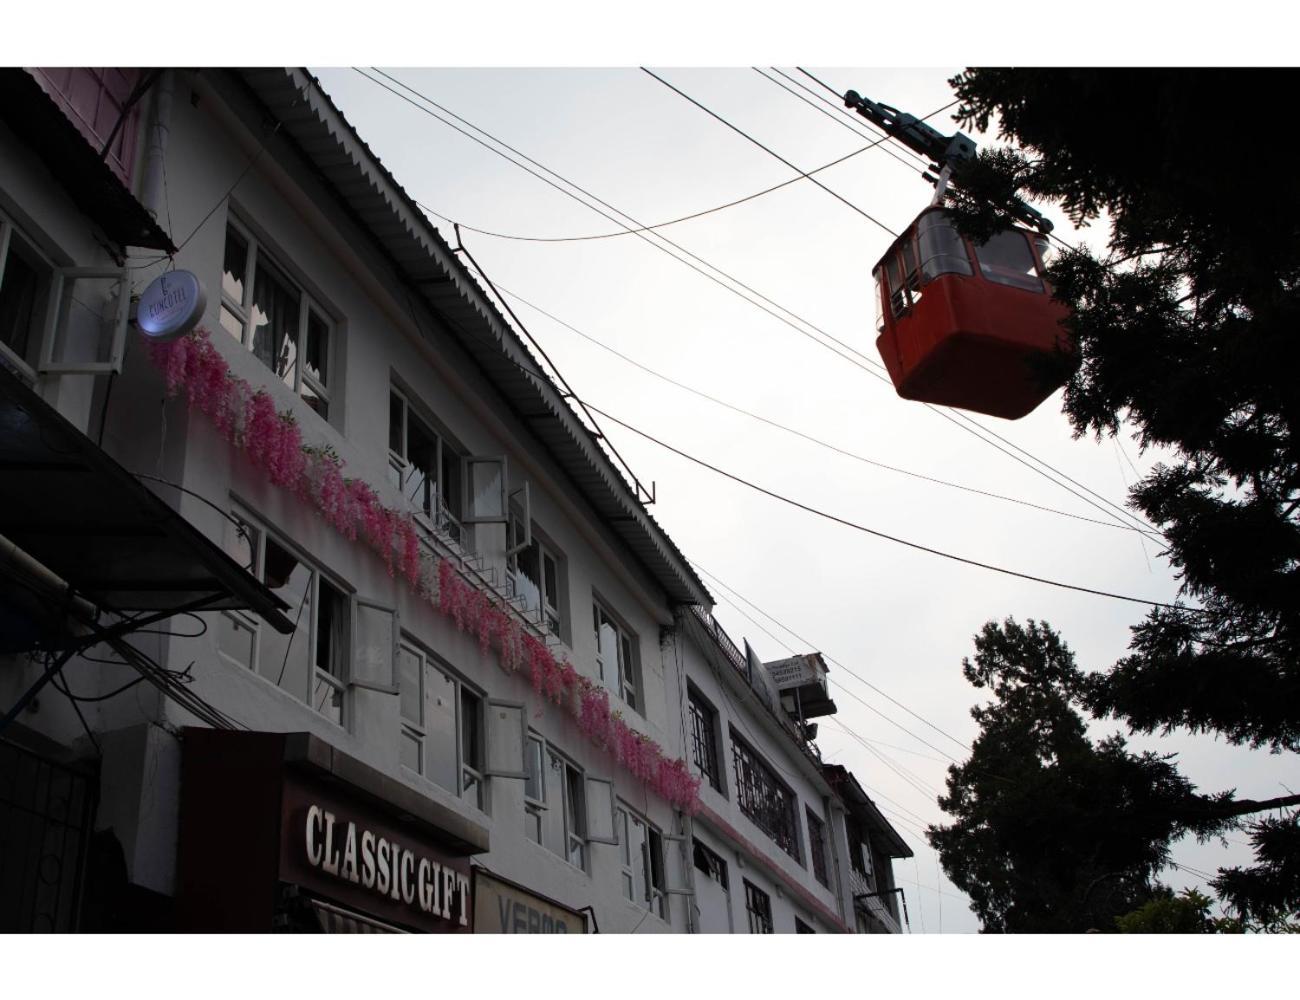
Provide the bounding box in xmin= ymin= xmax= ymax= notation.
xmin=843 ymin=88 xmax=1053 ymax=234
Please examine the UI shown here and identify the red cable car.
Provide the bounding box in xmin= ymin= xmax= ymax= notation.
xmin=871 ymin=207 xmax=1072 ymax=420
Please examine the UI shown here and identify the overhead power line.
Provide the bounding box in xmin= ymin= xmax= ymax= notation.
xmin=357 ymin=67 xmax=1160 ymax=542
xmin=641 ymin=67 xmax=899 ymax=237
xmin=584 ymin=400 xmax=1187 ymax=610
xmin=498 ymin=282 xmax=1151 ymax=536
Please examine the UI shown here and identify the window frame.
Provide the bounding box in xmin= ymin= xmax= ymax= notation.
xmin=616 ymin=802 xmax=667 ymax=919
xmin=394 ymin=635 xmax=488 ymax=812
xmin=220 ymin=216 xmax=333 ymax=420
xmin=508 ymin=509 xmax=565 ymax=639
xmin=0 ymin=214 xmax=51 ymax=380
xmin=593 ymin=600 xmax=642 ymax=714
xmin=523 ymin=731 xmax=547 ymax=845
xmin=730 ymin=729 xmax=801 ymax=862
xmin=387 ymin=386 xmax=468 ymax=547
xmin=687 ymin=685 xmax=723 ymax=794
xmin=806 ymin=806 xmax=830 ymax=889
xmin=216 ymin=507 xmax=350 ymax=728
xmin=550 ymin=748 xmax=588 ymax=872
xmin=744 ymin=880 xmax=773 ymax=934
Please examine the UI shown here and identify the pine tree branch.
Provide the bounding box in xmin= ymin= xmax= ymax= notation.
xmin=1176 ymin=793 xmax=1300 ymax=823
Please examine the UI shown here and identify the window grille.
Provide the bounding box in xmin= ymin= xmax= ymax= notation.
xmin=744 ymin=880 xmax=773 ymax=934
xmin=731 ymin=733 xmax=799 ymax=861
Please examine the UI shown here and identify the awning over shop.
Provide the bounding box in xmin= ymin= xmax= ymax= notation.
xmin=0 ymin=69 xmax=174 ymax=253
xmin=0 ymin=364 xmax=293 ymax=635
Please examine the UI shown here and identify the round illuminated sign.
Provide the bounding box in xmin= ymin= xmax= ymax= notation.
xmin=137 ymin=269 xmax=206 ymax=341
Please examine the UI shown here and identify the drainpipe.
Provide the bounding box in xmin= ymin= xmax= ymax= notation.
xmin=139 ymin=70 xmax=175 ymax=223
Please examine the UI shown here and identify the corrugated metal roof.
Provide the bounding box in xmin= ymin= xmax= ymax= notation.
xmin=233 ymin=68 xmax=710 ymax=609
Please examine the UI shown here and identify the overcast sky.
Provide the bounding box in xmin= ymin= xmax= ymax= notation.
xmin=306 ymin=65 xmax=1300 ymax=933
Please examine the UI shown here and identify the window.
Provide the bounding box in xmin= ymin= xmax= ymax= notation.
xmin=795 ymin=917 xmax=815 ymax=934
xmin=688 ymin=687 xmax=721 ymax=792
xmin=509 ymin=512 xmax=564 ymax=638
xmin=524 ymin=733 xmax=546 ymax=844
xmin=217 ymin=512 xmax=348 ymax=726
xmin=972 ymin=228 xmax=1045 ymax=293
xmin=396 ymin=638 xmax=486 ymax=811
xmin=806 ymin=807 xmax=829 ymax=888
xmin=744 ymin=880 xmax=773 ymax=934
xmin=731 ymin=731 xmax=800 ymax=861
xmin=388 ymin=389 xmax=466 ymax=546
xmin=594 ymin=602 xmax=641 ymax=713
xmin=552 ymin=750 xmax=588 ymax=871
xmin=692 ymin=840 xmax=728 ymax=890
xmin=616 ymin=804 xmax=666 ymax=919
xmin=220 ymin=220 xmax=333 ymax=419
xmin=0 ymin=219 xmax=51 ymax=376
xmin=916 ymin=210 xmax=973 ymax=281
xmin=846 ymin=818 xmax=873 ymax=882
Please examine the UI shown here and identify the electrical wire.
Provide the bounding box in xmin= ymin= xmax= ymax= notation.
xmin=692 ymin=563 xmax=971 ymax=755
xmin=641 ymin=67 xmax=898 ymax=238
xmin=584 ymin=399 xmax=1186 ymax=610
xmin=754 ymin=67 xmax=935 ymax=174
xmin=498 ymin=281 xmax=1151 ymax=535
xmin=361 ymin=68 xmax=1160 ymax=544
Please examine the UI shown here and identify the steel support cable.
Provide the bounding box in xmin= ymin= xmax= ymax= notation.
xmin=641 ymin=67 xmax=1161 ymax=541
xmin=583 ymin=400 xmax=1189 ymax=611
xmin=641 ymin=67 xmax=898 ymax=237
xmin=359 ymin=68 xmax=1157 ymax=544
xmin=755 ymin=67 xmax=938 ymax=173
xmin=497 ymin=282 xmax=1150 ymax=535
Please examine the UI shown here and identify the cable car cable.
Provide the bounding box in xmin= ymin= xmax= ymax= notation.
xmin=497 ymin=280 xmax=1153 ymax=535
xmin=765 ymin=67 xmax=940 ymax=174
xmin=641 ymin=67 xmax=899 ymax=238
xmin=634 ymin=69 xmax=1162 ymax=540
xmin=752 ymin=66 xmax=937 ymax=175
xmin=359 ymin=69 xmax=1159 ymax=541
xmin=582 ymin=399 xmax=1190 ymax=611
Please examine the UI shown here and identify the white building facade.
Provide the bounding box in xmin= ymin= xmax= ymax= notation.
xmin=0 ymin=67 xmax=911 ymax=934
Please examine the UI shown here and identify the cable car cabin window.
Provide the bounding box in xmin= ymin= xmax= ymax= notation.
xmin=916 ymin=211 xmax=973 ymax=281
xmin=899 ymin=239 xmax=922 ymax=304
xmin=885 ymin=254 xmax=908 ymax=318
xmin=973 ymin=229 xmax=1045 ymax=293
xmin=872 ymin=270 xmax=886 ymax=335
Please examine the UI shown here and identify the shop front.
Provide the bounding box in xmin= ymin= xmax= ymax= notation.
xmin=177 ymin=729 xmax=488 ymax=933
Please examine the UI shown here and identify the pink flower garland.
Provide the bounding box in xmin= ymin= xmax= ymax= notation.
xmin=148 ymin=327 xmax=701 ymax=814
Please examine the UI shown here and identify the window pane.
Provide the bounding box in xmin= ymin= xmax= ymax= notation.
xmin=389 ymin=393 xmax=405 ymax=456
xmin=470 ymin=460 xmax=504 ymax=521
xmin=250 ymin=257 xmax=301 ymax=384
xmin=425 ymin=665 xmax=458 ymax=793
xmin=460 ymin=688 xmax=482 ymax=771
xmin=597 ymin=615 xmax=618 ymax=683
xmin=440 ymin=446 xmax=461 ymax=521
xmin=405 ymin=413 xmax=437 ymax=517
xmin=301 ymin=380 xmax=328 ymax=421
xmin=259 ymin=537 xmax=312 ymax=700
xmin=219 ymin=304 xmax=243 ymax=342
xmin=513 ymin=539 xmax=542 ymax=614
xmin=543 ymin=553 xmax=559 ymax=621
xmin=399 ymin=646 xmax=422 ymax=724
xmin=222 ymin=225 xmax=248 ymax=304
xmin=400 ymin=729 xmax=423 ymax=773
xmin=0 ymin=240 xmax=44 ymax=365
xmin=315 ymin=578 xmax=347 ymax=681
xmin=313 ymin=675 xmax=343 ymax=725
xmin=524 ymin=737 xmax=544 ymax=802
xmin=50 ymin=274 xmax=124 ymax=366
xmin=218 ymin=612 xmax=256 ymax=669
xmin=973 ymin=229 xmax=1044 ymax=292
xmin=525 ymin=808 xmax=543 ymax=845
xmin=304 ymin=308 xmax=329 ymax=384
xmin=917 ymin=211 xmax=973 ymax=280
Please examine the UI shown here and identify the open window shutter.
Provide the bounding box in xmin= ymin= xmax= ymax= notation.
xmin=348 ymin=597 xmax=399 ymax=694
xmin=584 ymin=776 xmax=618 ymax=845
xmin=464 ymin=455 xmax=508 ymax=524
xmin=39 ymin=267 xmax=131 ymax=374
xmin=506 ymin=481 xmax=531 ymax=556
xmin=660 ymin=833 xmax=695 ymax=896
xmin=484 ymin=699 xmax=527 ymax=778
